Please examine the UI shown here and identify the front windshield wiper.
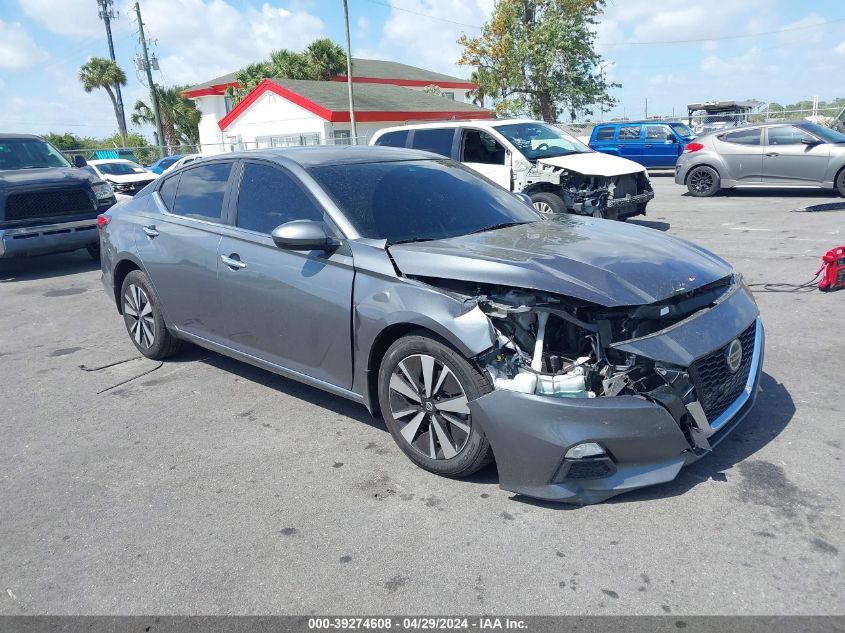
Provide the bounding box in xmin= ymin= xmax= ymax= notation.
xmin=388 ymin=237 xmax=436 ymax=246
xmin=467 ymin=221 xmax=529 ymax=235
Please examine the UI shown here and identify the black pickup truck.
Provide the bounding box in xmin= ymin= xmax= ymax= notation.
xmin=0 ymin=134 xmax=117 ymax=259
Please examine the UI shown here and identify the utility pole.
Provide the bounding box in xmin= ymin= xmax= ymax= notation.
xmin=342 ymin=0 xmax=358 ymax=144
xmin=96 ymin=0 xmax=127 ymax=137
xmin=133 ymin=2 xmax=165 ymax=155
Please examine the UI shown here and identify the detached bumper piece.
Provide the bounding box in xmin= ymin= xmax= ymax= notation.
xmin=0 ymin=219 xmax=98 ymax=258
xmin=606 ymin=190 xmax=654 ymax=209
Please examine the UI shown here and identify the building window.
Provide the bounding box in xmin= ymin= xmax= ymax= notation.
xmin=333 ymin=130 xmax=352 ymax=145
xmin=224 ymin=94 xmax=234 ymax=114
xmin=255 ymin=133 xmax=322 ymax=148
xmin=441 ymin=92 xmax=455 ymax=100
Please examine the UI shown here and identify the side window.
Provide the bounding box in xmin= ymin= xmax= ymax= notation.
xmin=410 ymin=128 xmax=455 ymax=157
xmin=171 ymin=162 xmax=233 ymax=223
xmin=645 ymin=125 xmax=672 ymax=140
xmin=236 ymin=162 xmax=323 ymax=234
xmin=374 ymin=130 xmax=409 ymax=148
xmin=594 ymin=126 xmax=614 ymax=141
xmin=767 ymin=126 xmax=814 ymax=145
xmin=618 ymin=126 xmax=641 ymax=141
xmin=157 ymin=173 xmax=180 ymax=211
xmin=461 ymin=129 xmax=506 ymax=165
xmin=722 ymin=129 xmax=762 ymax=146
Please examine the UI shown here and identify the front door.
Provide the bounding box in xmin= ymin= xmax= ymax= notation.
xmin=459 ymin=128 xmax=512 ymax=190
xmin=643 ymin=124 xmax=680 ymax=168
xmin=134 ymin=161 xmax=235 ymax=342
xmin=216 ymin=160 xmax=355 ymax=389
xmin=763 ymin=126 xmax=831 ymax=185
xmin=615 ymin=125 xmax=645 ymax=164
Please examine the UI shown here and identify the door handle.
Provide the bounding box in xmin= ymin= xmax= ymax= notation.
xmin=221 ymin=254 xmax=246 ymax=270
xmin=143 ymin=225 xmax=159 ymax=238
xmin=765 ymin=152 xmax=779 ymax=157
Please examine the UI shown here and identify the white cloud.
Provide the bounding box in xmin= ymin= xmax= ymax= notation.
xmin=0 ymin=20 xmax=48 ymax=69
xmin=700 ymin=47 xmax=776 ymax=75
xmin=837 ymin=40 xmax=845 ymax=56
xmin=117 ymin=0 xmax=325 ymax=85
xmin=362 ymin=0 xmax=493 ymax=78
xmin=779 ymin=13 xmax=825 ymax=45
xmin=19 ymin=0 xmax=104 ymax=38
xmin=702 ymin=40 xmax=718 ymax=51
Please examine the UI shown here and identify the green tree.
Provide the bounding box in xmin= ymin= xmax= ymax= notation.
xmin=227 ymin=38 xmax=348 ymax=104
xmin=458 ymin=0 xmax=617 ymax=122
xmin=465 ymin=69 xmax=489 ymax=106
xmin=44 ymin=132 xmax=84 ymax=151
xmin=131 ymin=85 xmax=201 ymax=151
xmin=79 ymin=57 xmax=128 ymax=145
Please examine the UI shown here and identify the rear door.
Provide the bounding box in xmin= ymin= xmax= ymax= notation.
xmin=408 ymin=128 xmax=457 ymax=158
xmin=762 ymin=125 xmax=831 ymax=185
xmin=615 ymin=125 xmax=645 ymax=164
xmin=589 ymin=125 xmax=618 ymax=155
xmin=134 ymin=161 xmax=235 ymax=342
xmin=458 ymin=128 xmax=512 ymax=190
xmin=643 ymin=124 xmax=681 ymax=168
xmin=215 ymin=160 xmax=355 ymax=388
xmin=715 ymin=128 xmax=764 ymax=184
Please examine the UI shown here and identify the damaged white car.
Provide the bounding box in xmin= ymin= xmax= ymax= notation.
xmin=371 ymin=119 xmax=654 ymax=220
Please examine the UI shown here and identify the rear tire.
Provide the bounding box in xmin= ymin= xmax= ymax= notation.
xmin=530 ymin=192 xmax=568 ymax=215
xmin=686 ymin=166 xmax=720 ymax=197
xmin=120 ymin=270 xmax=182 ymax=360
xmin=835 ymin=167 xmax=845 ymax=197
xmin=377 ymin=332 xmax=494 ymax=478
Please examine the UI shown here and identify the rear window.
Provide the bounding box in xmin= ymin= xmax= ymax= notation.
xmin=618 ymin=126 xmax=641 ymax=141
xmin=172 ymin=162 xmax=233 ymax=223
xmin=374 ymin=130 xmax=409 ymax=148
xmin=409 ymin=128 xmax=455 ymax=157
xmin=594 ymin=127 xmax=614 ymax=141
xmin=721 ymin=129 xmax=761 ymax=146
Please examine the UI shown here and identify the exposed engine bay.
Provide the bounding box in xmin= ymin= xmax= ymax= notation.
xmin=523 ymin=162 xmax=654 ymax=219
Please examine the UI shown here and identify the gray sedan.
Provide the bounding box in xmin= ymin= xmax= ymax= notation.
xmin=99 ymin=146 xmax=763 ymax=504
xmin=675 ymin=121 xmax=845 ymax=197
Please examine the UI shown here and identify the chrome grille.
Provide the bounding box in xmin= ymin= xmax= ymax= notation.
xmin=689 ymin=323 xmax=757 ymax=422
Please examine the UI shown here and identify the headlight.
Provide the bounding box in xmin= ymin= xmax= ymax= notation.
xmin=92 ymin=182 xmax=114 ymax=200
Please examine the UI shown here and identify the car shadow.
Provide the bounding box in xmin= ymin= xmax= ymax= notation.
xmin=170 ymin=345 xmax=384 ymax=431
xmin=682 ymin=188 xmax=840 ymax=199
xmin=0 ymin=250 xmax=99 ymax=282
xmin=628 ymin=219 xmax=670 ymax=232
xmin=510 ymin=372 xmax=793 ymax=510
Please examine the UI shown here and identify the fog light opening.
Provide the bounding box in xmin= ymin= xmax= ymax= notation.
xmin=564 ymin=442 xmax=606 ymax=459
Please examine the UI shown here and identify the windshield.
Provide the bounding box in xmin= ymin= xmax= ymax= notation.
xmin=309 ymin=159 xmax=540 ymax=244
xmin=0 ymin=138 xmax=71 ymax=170
xmin=669 ymin=122 xmax=696 ymax=138
xmin=95 ymin=161 xmax=147 ymax=176
xmin=800 ymin=122 xmax=845 ymax=144
xmin=494 ymin=122 xmax=591 ymax=160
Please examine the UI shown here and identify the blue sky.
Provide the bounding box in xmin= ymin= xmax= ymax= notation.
xmin=1 ymin=0 xmax=844 ymax=139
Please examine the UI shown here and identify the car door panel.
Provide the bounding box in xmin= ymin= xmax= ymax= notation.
xmin=762 ymin=127 xmax=830 ymax=184
xmin=643 ymin=125 xmax=680 ymax=168
xmin=460 ymin=129 xmax=512 ymax=190
xmin=715 ymin=130 xmax=763 ymax=183
xmin=616 ymin=125 xmax=645 ymax=164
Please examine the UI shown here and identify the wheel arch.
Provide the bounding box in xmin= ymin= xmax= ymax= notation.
xmin=683 ymin=162 xmax=722 ymax=184
xmin=112 ymin=256 xmax=143 ymax=314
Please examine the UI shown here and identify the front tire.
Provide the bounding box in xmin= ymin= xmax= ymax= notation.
xmin=377 ymin=333 xmax=494 ymax=478
xmin=835 ymin=167 xmax=845 ymax=197
xmin=530 ymin=192 xmax=568 ymax=215
xmin=686 ymin=166 xmax=720 ymax=197
xmin=120 ymin=270 xmax=182 ymax=360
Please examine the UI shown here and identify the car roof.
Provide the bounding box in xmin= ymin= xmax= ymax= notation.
xmin=199 ymin=145 xmax=442 ymax=167
xmin=0 ymin=133 xmax=44 ymax=141
xmin=90 ymin=158 xmax=139 ymax=165
xmin=596 ymin=120 xmax=682 ymax=126
xmin=374 ymin=118 xmax=541 ymax=133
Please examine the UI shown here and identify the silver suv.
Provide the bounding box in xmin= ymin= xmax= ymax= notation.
xmin=675 ymin=121 xmax=845 ymax=197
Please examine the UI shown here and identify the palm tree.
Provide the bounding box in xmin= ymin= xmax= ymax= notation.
xmin=303 ymin=38 xmax=347 ymax=81
xmin=230 ymin=61 xmax=275 ymax=103
xmin=270 ymin=49 xmax=310 ymax=80
xmin=465 ymin=69 xmax=488 ymax=107
xmin=79 ymin=57 xmax=128 ymax=145
xmin=131 ymin=85 xmax=201 ymax=151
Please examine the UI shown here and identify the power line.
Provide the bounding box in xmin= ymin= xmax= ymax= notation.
xmin=365 ymin=0 xmax=483 ymax=29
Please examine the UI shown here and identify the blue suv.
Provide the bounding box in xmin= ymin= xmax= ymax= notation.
xmin=589 ymin=121 xmax=696 ymax=168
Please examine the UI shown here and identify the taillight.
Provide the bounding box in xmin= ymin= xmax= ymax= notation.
xmin=684 ymin=142 xmax=704 ymax=153
xmin=97 ymin=214 xmax=110 ymax=229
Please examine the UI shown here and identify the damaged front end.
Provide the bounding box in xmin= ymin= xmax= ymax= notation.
xmin=525 ymin=162 xmax=654 ymax=219
xmin=426 ymin=274 xmax=763 ymax=503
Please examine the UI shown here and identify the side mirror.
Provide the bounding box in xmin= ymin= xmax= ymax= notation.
xmin=72 ymin=154 xmax=87 ymax=167
xmin=801 ymin=137 xmax=820 ymax=146
xmin=271 ymin=220 xmax=338 ymax=251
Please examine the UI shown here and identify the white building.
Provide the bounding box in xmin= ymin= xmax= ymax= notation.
xmin=182 ymin=58 xmax=487 ymax=153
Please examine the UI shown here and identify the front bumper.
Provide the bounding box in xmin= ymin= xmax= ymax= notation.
xmin=0 ymin=218 xmax=99 ymax=258
xmin=606 ymin=189 xmax=654 ymax=209
xmin=470 ymin=288 xmax=764 ymax=504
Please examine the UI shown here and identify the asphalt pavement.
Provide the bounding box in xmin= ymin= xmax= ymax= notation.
xmin=0 ymin=176 xmax=843 ymax=615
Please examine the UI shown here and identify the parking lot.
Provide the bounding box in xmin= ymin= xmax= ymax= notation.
xmin=1 ymin=175 xmax=843 ymax=615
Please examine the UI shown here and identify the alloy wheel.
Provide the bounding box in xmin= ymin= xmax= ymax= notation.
xmin=123 ymin=284 xmax=156 ymax=349
xmin=690 ymin=169 xmax=714 ymax=193
xmin=533 ymin=201 xmax=554 ymax=214
xmin=388 ymin=354 xmax=472 ymax=460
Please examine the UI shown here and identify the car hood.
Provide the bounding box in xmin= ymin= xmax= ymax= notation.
xmin=538 ymin=152 xmax=646 ymax=177
xmin=0 ymin=166 xmax=98 ymax=189
xmin=101 ymin=172 xmax=156 ymax=184
xmin=387 ymin=216 xmax=732 ymax=307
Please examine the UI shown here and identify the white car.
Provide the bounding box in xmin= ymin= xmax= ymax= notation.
xmin=88 ymin=159 xmax=158 ymax=200
xmin=370 ymin=119 xmax=654 ymax=220
xmin=163 ymin=153 xmax=202 ymax=173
